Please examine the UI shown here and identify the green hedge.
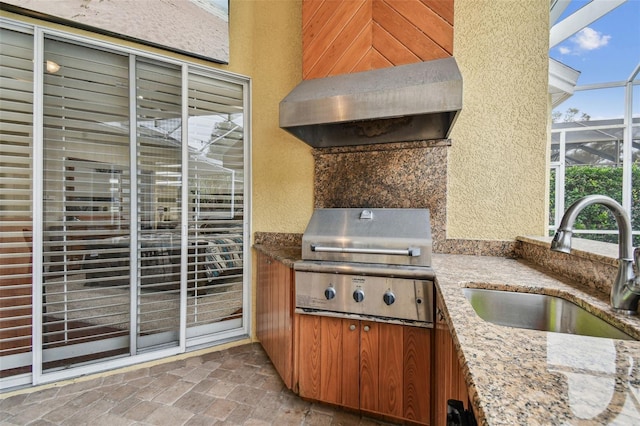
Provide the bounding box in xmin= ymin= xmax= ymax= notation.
xmin=550 ymin=165 xmax=640 ymax=245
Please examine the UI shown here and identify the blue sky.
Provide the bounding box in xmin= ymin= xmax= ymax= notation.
xmin=550 ymin=0 xmax=640 ymax=120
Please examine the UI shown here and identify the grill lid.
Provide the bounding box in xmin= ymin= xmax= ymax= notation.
xmin=301 ymin=208 xmax=432 ymax=267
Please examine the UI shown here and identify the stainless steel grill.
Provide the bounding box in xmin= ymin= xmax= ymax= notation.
xmin=294 ymin=208 xmax=435 ymax=327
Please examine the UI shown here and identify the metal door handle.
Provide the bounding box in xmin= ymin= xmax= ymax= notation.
xmin=311 ymin=245 xmax=421 ymax=257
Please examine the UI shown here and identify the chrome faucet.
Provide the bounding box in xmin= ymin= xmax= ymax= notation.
xmin=551 ymin=195 xmax=640 ymax=315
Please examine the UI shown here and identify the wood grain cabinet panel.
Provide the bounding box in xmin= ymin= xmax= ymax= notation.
xmin=297 ymin=315 xmax=360 ymax=408
xmin=434 ymin=296 xmax=470 ymax=425
xmin=296 ymin=315 xmax=432 ymax=425
xmin=403 ymin=325 xmax=432 ymax=423
xmin=255 ymin=251 xmax=295 ymax=389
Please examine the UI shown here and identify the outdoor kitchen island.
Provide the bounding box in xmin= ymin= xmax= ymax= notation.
xmin=254 ymin=236 xmax=640 ymax=425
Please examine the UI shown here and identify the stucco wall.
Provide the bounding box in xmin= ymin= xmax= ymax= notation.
xmin=447 ymin=0 xmax=550 ymax=240
xmin=240 ymin=0 xmax=314 ymax=236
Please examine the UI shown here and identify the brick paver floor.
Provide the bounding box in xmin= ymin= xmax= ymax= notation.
xmin=0 ymin=343 xmax=392 ymax=425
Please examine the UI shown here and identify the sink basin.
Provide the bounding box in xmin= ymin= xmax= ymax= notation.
xmin=463 ymin=288 xmax=636 ymax=340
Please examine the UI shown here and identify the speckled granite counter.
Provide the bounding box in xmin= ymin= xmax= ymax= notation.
xmin=254 ymin=238 xmax=640 ymax=425
xmin=434 ymin=254 xmax=640 ymax=425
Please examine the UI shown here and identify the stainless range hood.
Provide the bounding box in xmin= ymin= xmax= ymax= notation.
xmin=279 ymin=57 xmax=463 ymax=148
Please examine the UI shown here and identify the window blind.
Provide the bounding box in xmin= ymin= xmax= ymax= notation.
xmin=135 ymin=58 xmax=182 ymax=349
xmin=184 ymin=71 xmax=245 ymax=331
xmin=0 ymin=28 xmax=34 ymax=374
xmin=41 ymin=37 xmax=131 ymax=369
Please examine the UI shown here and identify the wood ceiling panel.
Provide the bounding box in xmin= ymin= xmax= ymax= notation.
xmin=302 ymin=0 xmax=325 ymax=31
xmin=366 ymin=48 xmax=394 ymax=70
xmin=371 ymin=23 xmax=420 ymax=66
xmin=302 ymin=0 xmax=454 ymax=79
xmin=303 ymin=0 xmax=343 ymax=58
xmin=325 ymin=27 xmax=373 ymax=77
xmin=372 ymin=0 xmax=450 ymax=61
xmin=389 ymin=0 xmax=453 ymax=54
xmin=305 ymin=2 xmax=371 ymax=79
xmin=303 ymin=0 xmax=369 ymax=78
xmin=420 ymin=0 xmax=454 ymax=25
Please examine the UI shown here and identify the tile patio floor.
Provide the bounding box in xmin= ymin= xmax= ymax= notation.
xmin=0 ymin=343 xmax=392 ymax=425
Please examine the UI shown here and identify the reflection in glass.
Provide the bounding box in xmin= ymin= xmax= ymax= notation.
xmin=42 ymin=37 xmax=131 ymax=370
xmin=135 ymin=58 xmax=182 ymax=351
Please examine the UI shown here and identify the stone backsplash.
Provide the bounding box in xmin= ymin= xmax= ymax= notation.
xmin=313 ymin=139 xmax=450 ymax=249
xmin=516 ymin=236 xmax=618 ymax=296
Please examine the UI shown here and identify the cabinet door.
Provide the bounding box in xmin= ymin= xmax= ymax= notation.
xmin=297 ymin=315 xmax=359 ymax=408
xmin=341 ymin=319 xmax=360 ymax=409
xmin=363 ymin=321 xmax=404 ymax=418
xmin=297 ymin=314 xmax=322 ymax=400
xmin=361 ymin=322 xmax=431 ymax=423
xmin=359 ymin=321 xmax=380 ymax=413
xmin=255 ymin=252 xmax=294 ymax=389
xmin=403 ymin=326 xmax=432 ymax=425
xmin=297 ymin=316 xmax=432 ymax=425
xmin=434 ymin=297 xmax=469 ymax=425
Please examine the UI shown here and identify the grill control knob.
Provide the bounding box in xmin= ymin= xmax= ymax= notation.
xmin=383 ymin=291 xmax=396 ymax=306
xmin=324 ymin=286 xmax=336 ymax=300
xmin=353 ymin=288 xmax=365 ymax=303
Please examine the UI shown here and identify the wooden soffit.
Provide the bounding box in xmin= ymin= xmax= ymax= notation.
xmin=302 ymin=0 xmax=454 ymax=80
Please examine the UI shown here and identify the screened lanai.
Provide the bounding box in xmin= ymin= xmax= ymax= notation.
xmin=548 ymin=0 xmax=640 ymax=244
xmin=551 ymin=118 xmax=640 ymax=166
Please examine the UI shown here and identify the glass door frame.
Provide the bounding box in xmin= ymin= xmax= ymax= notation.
xmin=0 ymin=19 xmax=251 ymax=389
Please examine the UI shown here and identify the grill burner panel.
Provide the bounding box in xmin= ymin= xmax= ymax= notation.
xmin=295 ymin=271 xmax=433 ymax=325
xmin=295 ymin=208 xmax=435 ymax=326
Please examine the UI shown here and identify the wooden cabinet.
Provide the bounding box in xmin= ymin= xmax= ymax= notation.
xmin=255 ymin=251 xmax=295 ymax=389
xmin=434 ymin=296 xmax=471 ymax=425
xmin=296 ymin=315 xmax=432 ymax=425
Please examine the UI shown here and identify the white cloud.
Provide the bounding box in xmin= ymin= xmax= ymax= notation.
xmin=571 ymin=27 xmax=611 ymax=51
xmin=556 ymin=27 xmax=611 ymax=56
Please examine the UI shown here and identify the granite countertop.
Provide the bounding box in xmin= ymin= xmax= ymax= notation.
xmin=254 ymin=242 xmax=640 ymax=424
xmin=434 ymin=253 xmax=640 ymax=425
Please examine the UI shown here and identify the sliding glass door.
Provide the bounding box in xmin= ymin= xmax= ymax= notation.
xmin=0 ymin=21 xmax=250 ymax=389
xmin=134 ymin=59 xmax=183 ymax=351
xmin=0 ymin=27 xmax=34 ymax=382
xmin=41 ymin=37 xmax=132 ymax=373
xmin=186 ymin=71 xmax=245 ymax=342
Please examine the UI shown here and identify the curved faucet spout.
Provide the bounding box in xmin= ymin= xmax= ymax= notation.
xmin=552 ymin=195 xmax=633 ymax=261
xmin=550 ymin=195 xmax=640 ymax=314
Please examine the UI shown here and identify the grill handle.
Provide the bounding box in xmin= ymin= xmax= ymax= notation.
xmin=311 ymin=245 xmax=421 ymax=257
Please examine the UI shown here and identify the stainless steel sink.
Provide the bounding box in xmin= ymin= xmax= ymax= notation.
xmin=463 ymin=288 xmax=636 ymax=340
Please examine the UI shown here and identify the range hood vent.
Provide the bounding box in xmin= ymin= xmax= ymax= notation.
xmin=279 ymin=57 xmax=463 ymax=148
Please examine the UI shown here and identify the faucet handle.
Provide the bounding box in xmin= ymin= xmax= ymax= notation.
xmin=634 ymin=247 xmax=640 ymax=267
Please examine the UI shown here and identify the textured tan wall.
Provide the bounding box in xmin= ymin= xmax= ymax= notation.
xmin=242 ymin=0 xmax=314 ymax=236
xmin=447 ymin=0 xmax=550 ymax=240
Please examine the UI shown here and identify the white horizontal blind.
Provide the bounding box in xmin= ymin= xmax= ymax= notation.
xmin=0 ymin=27 xmax=34 ymax=377
xmin=41 ymin=37 xmax=131 ymax=370
xmin=186 ymin=71 xmax=244 ymax=331
xmin=135 ymin=58 xmax=182 ymax=349
xmin=1 ymin=23 xmax=250 ymax=384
